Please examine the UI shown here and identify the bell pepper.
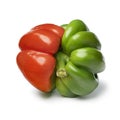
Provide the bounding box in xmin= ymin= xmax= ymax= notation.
xmin=56 ymin=19 xmax=105 ymax=97
xmin=17 ymin=24 xmax=64 ymax=92
xmin=16 ymin=19 xmax=105 ymax=97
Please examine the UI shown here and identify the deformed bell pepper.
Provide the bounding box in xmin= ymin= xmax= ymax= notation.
xmin=16 ymin=19 xmax=105 ymax=97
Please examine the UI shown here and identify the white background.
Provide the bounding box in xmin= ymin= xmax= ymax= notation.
xmin=0 ymin=0 xmax=120 ymax=120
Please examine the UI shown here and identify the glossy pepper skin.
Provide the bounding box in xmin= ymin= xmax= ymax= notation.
xmin=56 ymin=19 xmax=105 ymax=97
xmin=17 ymin=50 xmax=56 ymax=92
xmin=17 ymin=24 xmax=64 ymax=92
xmin=62 ymin=19 xmax=88 ymax=53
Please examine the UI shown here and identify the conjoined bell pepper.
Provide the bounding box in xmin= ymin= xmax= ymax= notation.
xmin=16 ymin=19 xmax=105 ymax=97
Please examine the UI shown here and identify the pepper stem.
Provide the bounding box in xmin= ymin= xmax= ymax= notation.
xmin=55 ymin=52 xmax=69 ymax=78
xmin=56 ymin=69 xmax=68 ymax=78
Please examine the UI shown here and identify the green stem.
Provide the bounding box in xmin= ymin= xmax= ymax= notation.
xmin=55 ymin=52 xmax=69 ymax=78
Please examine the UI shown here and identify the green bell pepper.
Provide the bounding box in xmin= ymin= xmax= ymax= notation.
xmin=56 ymin=19 xmax=105 ymax=97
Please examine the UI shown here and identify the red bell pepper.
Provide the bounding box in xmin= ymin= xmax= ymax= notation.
xmin=17 ymin=24 xmax=64 ymax=92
